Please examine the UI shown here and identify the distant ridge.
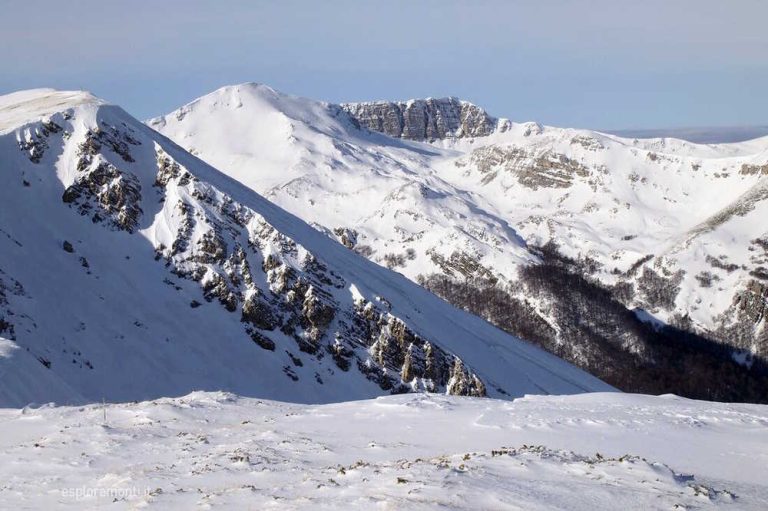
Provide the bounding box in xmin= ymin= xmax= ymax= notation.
xmin=608 ymin=125 xmax=768 ymax=144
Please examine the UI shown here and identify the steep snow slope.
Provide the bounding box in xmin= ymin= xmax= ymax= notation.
xmin=151 ymin=84 xmax=768 ymax=390
xmin=1 ymin=391 xmax=766 ymax=509
xmin=0 ymin=88 xmax=612 ymax=407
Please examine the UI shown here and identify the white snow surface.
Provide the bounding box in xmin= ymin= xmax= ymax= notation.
xmin=0 ymin=391 xmax=766 ymax=509
xmin=151 ymin=83 xmax=768 ymax=346
xmin=0 ymin=88 xmax=611 ymax=407
xmin=0 ymin=89 xmax=104 ymax=134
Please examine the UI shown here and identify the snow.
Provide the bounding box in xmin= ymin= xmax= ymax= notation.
xmin=2 ymin=86 xmax=766 ymax=509
xmin=0 ymin=88 xmax=611 ymax=408
xmin=0 ymin=89 xmax=102 ymax=134
xmin=0 ymin=391 xmax=765 ymax=509
xmin=151 ymin=83 xmax=768 ymax=349
xmin=149 ymin=83 xmax=537 ymax=287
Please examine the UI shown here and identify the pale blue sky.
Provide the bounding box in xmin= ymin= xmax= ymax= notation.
xmin=2 ymin=0 xmax=767 ymax=130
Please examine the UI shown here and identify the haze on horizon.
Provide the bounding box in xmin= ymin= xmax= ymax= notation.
xmin=2 ymin=0 xmax=767 ymax=133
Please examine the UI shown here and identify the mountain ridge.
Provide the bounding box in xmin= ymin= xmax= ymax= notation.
xmin=0 ymin=88 xmax=612 ymax=407
xmin=151 ymin=83 xmax=768 ymax=402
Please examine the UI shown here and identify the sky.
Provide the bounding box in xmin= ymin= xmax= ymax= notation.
xmin=2 ymin=0 xmax=767 ymax=130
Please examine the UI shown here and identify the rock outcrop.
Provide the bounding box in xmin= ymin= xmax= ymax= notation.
xmin=455 ymin=145 xmax=595 ymax=190
xmin=341 ymin=98 xmax=503 ymax=141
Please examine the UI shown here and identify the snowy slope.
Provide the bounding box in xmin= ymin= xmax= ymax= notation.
xmin=1 ymin=391 xmax=765 ymax=509
xmin=148 ymin=84 xmax=534 ymax=282
xmin=151 ymin=84 xmax=768 ymax=381
xmin=0 ymin=88 xmax=612 ymax=407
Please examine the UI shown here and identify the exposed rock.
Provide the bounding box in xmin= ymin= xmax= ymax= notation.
xmin=241 ymin=293 xmax=278 ymax=330
xmin=332 ymin=227 xmax=358 ymax=249
xmin=202 ymin=273 xmax=238 ymax=312
xmin=427 ymin=249 xmax=497 ymax=283
xmin=248 ymin=330 xmax=276 ymax=351
xmin=447 ymin=357 xmax=487 ymax=397
xmin=328 ymin=340 xmax=354 ymax=371
xmin=62 ymin=240 xmax=74 ymax=253
xmin=734 ymin=280 xmax=768 ymax=326
xmin=400 ymin=344 xmax=417 ymax=383
xmin=694 ymin=271 xmax=719 ymax=288
xmin=341 ymin=98 xmax=501 ymax=141
xmin=194 ymin=229 xmax=228 ymax=265
xmin=751 ymin=267 xmax=768 ymax=281
xmin=740 ymin=163 xmax=768 ymax=176
xmin=456 ymin=145 xmax=593 ymax=189
xmin=0 ymin=270 xmax=28 ymax=341
xmin=570 ymin=135 xmax=604 ymax=151
xmin=684 ymin=180 xmax=768 ymax=247
xmin=301 ymin=289 xmax=335 ymax=332
xmin=17 ymin=120 xmax=64 ymax=163
xmin=62 ymin=161 xmax=143 ymax=233
xmin=82 ymin=123 xmax=140 ymax=163
xmin=286 ymin=351 xmax=303 ymax=367
xmin=262 ymin=254 xmax=281 ymax=272
xmin=154 ymin=150 xmax=182 ymax=187
xmin=382 ymin=253 xmax=406 ymax=269
xmin=349 ymin=303 xmax=486 ymax=396
xmin=171 ymin=201 xmax=194 ymax=256
xmin=710 ymin=280 xmax=768 ymax=360
xmin=706 ymin=255 xmax=740 ymax=273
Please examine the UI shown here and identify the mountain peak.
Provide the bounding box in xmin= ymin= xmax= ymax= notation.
xmin=0 ymin=88 xmax=105 ymax=133
xmin=209 ymin=82 xmax=282 ymax=99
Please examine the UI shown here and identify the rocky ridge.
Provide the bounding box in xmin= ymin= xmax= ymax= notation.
xmin=0 ymin=89 xmax=609 ymax=406
xmin=341 ymin=97 xmax=506 ymax=141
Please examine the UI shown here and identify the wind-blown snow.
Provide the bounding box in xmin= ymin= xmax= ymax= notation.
xmin=0 ymin=391 xmax=765 ymax=509
xmin=0 ymin=89 xmax=103 ymax=134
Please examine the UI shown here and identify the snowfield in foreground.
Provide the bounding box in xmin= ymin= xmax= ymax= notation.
xmin=1 ymin=392 xmax=766 ymax=510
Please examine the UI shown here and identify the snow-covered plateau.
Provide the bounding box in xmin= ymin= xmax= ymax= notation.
xmin=1 ymin=391 xmax=766 ymax=509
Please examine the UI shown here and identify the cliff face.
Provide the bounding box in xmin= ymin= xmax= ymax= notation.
xmin=341 ymin=98 xmax=502 ymax=141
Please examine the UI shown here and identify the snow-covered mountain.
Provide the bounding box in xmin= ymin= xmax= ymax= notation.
xmin=151 ymin=83 xmax=768 ymax=401
xmin=0 ymin=88 xmax=612 ymax=408
xmin=3 ymin=86 xmax=767 ymax=509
